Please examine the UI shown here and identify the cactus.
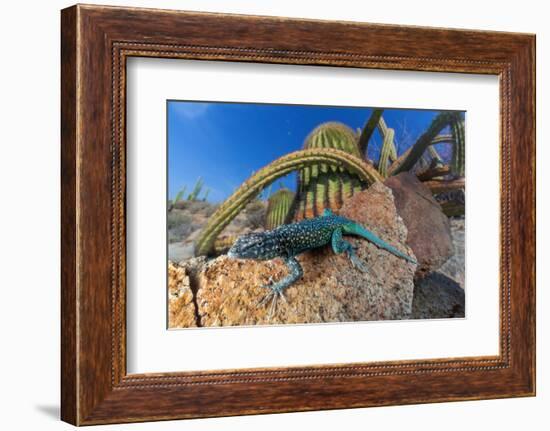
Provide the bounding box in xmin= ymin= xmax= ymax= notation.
xmin=450 ymin=117 xmax=465 ymax=176
xmin=173 ymin=185 xmax=187 ymax=203
xmin=201 ymin=188 xmax=210 ymax=202
xmin=358 ymin=109 xmax=384 ymax=155
xmin=265 ymin=188 xmax=294 ymax=230
xmin=357 ymin=111 xmax=398 ymax=178
xmin=427 ymin=142 xmax=444 ymax=165
xmin=293 ymin=122 xmax=366 ymax=220
xmin=213 ymin=235 xmax=238 ymax=255
xmin=377 ymin=116 xmax=397 ymax=177
xmin=195 ymin=148 xmax=382 ymax=256
xmin=187 ymin=177 xmax=204 ymax=201
xmin=390 ymin=112 xmax=464 ymax=175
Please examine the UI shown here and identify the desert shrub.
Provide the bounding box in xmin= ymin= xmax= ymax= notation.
xmin=167 ymin=211 xmax=192 ymax=230
xmin=168 ymin=223 xmax=195 ymax=243
xmin=172 ymin=200 xmax=189 ymax=210
xmin=244 ymin=200 xmax=267 ymax=229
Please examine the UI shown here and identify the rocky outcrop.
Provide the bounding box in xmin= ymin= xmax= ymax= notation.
xmin=167 ymin=261 xmax=197 ymax=328
xmin=190 ymin=182 xmax=417 ymax=327
xmin=385 ymin=172 xmax=453 ymax=279
xmin=411 ymin=272 xmax=465 ymax=319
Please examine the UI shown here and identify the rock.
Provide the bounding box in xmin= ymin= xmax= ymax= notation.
xmin=194 ymin=182 xmax=417 ymax=326
xmin=384 ymin=172 xmax=453 ymax=279
xmin=411 ymin=272 xmax=465 ymax=319
xmin=438 ymin=216 xmax=465 ymax=289
xmin=167 ymin=261 xmax=197 ymax=328
xmin=179 ymin=256 xmax=208 ymax=281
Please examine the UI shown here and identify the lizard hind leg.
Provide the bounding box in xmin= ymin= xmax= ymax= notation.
xmin=257 ymin=256 xmax=303 ymax=319
xmin=331 ymin=228 xmax=369 ymax=274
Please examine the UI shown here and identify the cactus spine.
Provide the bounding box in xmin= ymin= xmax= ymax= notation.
xmin=265 ymin=188 xmax=295 ymax=230
xmin=195 ymin=148 xmax=382 ymax=256
xmin=293 ymin=122 xmax=366 ymax=220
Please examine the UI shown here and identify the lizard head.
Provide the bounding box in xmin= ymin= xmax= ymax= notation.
xmin=227 ymin=231 xmax=281 ymax=260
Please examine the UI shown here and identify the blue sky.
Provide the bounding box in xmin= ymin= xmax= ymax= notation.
xmin=168 ymin=101 xmax=458 ymax=203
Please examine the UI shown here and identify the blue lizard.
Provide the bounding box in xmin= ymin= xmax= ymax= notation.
xmin=227 ymin=209 xmax=417 ymax=315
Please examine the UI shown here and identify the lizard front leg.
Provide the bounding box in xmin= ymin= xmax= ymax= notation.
xmin=258 ymin=256 xmax=303 ymax=317
xmin=331 ymin=228 xmax=369 ymax=273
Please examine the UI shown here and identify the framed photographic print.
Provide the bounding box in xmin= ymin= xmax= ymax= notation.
xmin=61 ymin=4 xmax=535 ymax=425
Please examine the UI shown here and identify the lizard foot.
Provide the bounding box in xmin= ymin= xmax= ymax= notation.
xmin=349 ymin=251 xmax=369 ymax=274
xmin=257 ymin=287 xmax=287 ymax=320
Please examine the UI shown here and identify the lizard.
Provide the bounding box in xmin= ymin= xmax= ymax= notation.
xmin=227 ymin=208 xmax=417 ymax=316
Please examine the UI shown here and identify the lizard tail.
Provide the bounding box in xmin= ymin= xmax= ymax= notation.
xmin=345 ymin=223 xmax=417 ymax=265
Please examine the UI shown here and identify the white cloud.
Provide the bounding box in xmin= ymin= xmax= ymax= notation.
xmin=172 ymin=102 xmax=210 ymax=119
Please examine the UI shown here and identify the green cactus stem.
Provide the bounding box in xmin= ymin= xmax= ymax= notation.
xmin=173 ymin=185 xmax=187 ymax=203
xmin=451 ymin=117 xmax=465 ymax=176
xmin=213 ymin=235 xmax=238 ymax=255
xmin=187 ymin=177 xmax=204 ymax=201
xmin=377 ymin=116 xmax=397 ymax=178
xmin=195 ymin=148 xmax=382 ymax=256
xmin=390 ymin=112 xmax=464 ymax=176
xmin=358 ymin=108 xmax=384 ymax=155
xmin=265 ymin=188 xmax=295 ymax=230
xmin=293 ymin=122 xmax=366 ymax=220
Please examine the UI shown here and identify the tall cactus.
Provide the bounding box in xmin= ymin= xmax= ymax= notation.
xmin=265 ymin=188 xmax=294 ymax=230
xmin=358 ymin=109 xmax=384 ymax=155
xmin=450 ymin=117 xmax=465 ymax=176
xmin=377 ymin=116 xmax=398 ymax=178
xmin=391 ymin=112 xmax=464 ymax=175
xmin=293 ymin=122 xmax=366 ymax=220
xmin=195 ymin=148 xmax=382 ymax=256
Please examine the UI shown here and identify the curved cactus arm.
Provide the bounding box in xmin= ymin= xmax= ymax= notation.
xmin=377 ymin=117 xmax=398 ymax=160
xmin=377 ymin=121 xmax=396 ymax=178
xmin=358 ymin=109 xmax=384 ymax=156
xmin=195 ymin=148 xmax=382 ymax=256
xmin=390 ymin=112 xmax=462 ymax=175
xmin=388 ymin=133 xmax=452 ymax=176
xmin=430 ymin=133 xmax=453 ymax=145
xmin=451 ymin=118 xmax=465 ymax=176
xmin=427 ymin=146 xmax=443 ymax=164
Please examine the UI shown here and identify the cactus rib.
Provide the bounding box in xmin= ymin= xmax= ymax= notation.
xmin=377 ymin=117 xmax=397 ymax=178
xmin=195 ymin=148 xmax=382 ymax=256
xmin=265 ymin=188 xmax=295 ymax=230
xmin=451 ymin=118 xmax=465 ymax=176
xmin=294 ymin=122 xmax=365 ymax=220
